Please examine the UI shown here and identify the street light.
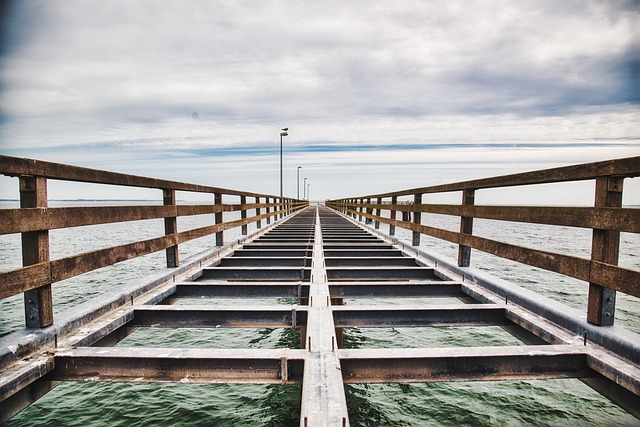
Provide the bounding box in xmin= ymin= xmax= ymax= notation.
xmin=307 ymin=183 xmax=310 ymax=201
xmin=297 ymin=166 xmax=302 ymax=199
xmin=280 ymin=128 xmax=288 ymax=198
xmin=303 ymin=177 xmax=307 ymax=199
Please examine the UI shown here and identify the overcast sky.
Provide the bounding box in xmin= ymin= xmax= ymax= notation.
xmin=0 ymin=0 xmax=638 ymax=204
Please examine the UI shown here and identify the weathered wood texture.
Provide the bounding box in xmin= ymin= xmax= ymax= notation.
xmin=351 ymin=156 xmax=640 ymax=198
xmin=19 ymin=176 xmax=53 ymax=328
xmin=0 ymin=155 xmax=308 ymax=325
xmin=327 ymin=156 xmax=640 ymax=326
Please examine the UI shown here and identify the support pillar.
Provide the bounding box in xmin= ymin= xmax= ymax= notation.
xmin=266 ymin=197 xmax=271 ymax=225
xmin=163 ymin=189 xmax=179 ymax=268
xmin=389 ymin=196 xmax=397 ymax=235
xmin=256 ymin=196 xmax=262 ymax=229
xmin=20 ymin=176 xmax=53 ymax=328
xmin=241 ymin=195 xmax=248 ymax=235
xmin=587 ymin=177 xmax=623 ymax=326
xmin=457 ymin=189 xmax=475 ymax=267
xmin=215 ymin=192 xmax=224 ymax=246
xmin=412 ymin=193 xmax=422 ymax=246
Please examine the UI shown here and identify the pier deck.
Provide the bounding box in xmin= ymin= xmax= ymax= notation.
xmin=1 ymin=155 xmax=639 ymax=425
xmin=2 ymin=205 xmax=639 ymax=425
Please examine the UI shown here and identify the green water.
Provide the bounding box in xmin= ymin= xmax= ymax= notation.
xmin=6 ymin=322 xmax=638 ymax=426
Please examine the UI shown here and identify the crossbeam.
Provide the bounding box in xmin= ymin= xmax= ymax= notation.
xmin=339 ymin=345 xmax=591 ymax=383
xmin=332 ymin=305 xmax=508 ymax=327
xmin=47 ymin=347 xmax=306 ymax=384
xmin=172 ymin=282 xmax=309 ymax=299
xmin=130 ymin=306 xmax=308 ymax=328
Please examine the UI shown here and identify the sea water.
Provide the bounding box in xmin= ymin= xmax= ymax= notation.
xmin=1 ymin=201 xmax=639 ymax=426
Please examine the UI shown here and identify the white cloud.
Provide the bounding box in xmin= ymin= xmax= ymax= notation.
xmin=0 ymin=0 xmax=638 ymax=203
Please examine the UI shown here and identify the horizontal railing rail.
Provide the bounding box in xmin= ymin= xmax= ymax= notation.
xmin=326 ymin=156 xmax=640 ymax=327
xmin=0 ymin=155 xmax=308 ymax=329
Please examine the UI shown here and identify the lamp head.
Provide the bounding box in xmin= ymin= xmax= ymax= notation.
xmin=280 ymin=131 xmax=288 ymax=137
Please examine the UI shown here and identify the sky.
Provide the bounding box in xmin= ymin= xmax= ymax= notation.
xmin=0 ymin=0 xmax=639 ymax=204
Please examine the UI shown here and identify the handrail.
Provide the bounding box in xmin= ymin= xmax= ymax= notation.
xmin=326 ymin=156 xmax=640 ymax=327
xmin=359 ymin=156 xmax=640 ymax=198
xmin=0 ymin=155 xmax=308 ymax=328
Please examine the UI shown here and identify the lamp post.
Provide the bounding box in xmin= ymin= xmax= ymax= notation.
xmin=279 ymin=128 xmax=288 ymax=198
xmin=303 ymin=177 xmax=307 ymax=199
xmin=307 ymin=183 xmax=310 ymax=201
xmin=297 ymin=166 xmax=302 ymax=200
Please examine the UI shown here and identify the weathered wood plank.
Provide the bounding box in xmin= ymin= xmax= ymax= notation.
xmin=344 ymin=208 xmax=640 ymax=298
xmin=344 ymin=203 xmax=640 ymax=233
xmin=344 ymin=156 xmax=640 ymax=198
xmin=0 ymin=203 xmax=287 ymax=235
xmin=0 ymin=155 xmax=272 ymax=198
xmin=20 ymin=175 xmax=53 ymax=328
xmin=0 ymin=263 xmax=50 ymax=299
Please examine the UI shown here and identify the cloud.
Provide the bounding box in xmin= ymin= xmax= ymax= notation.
xmin=0 ymin=0 xmax=638 ymax=203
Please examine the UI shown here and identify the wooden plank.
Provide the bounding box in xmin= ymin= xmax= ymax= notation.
xmin=345 ymin=203 xmax=640 ymax=233
xmin=0 ymin=263 xmax=50 ymax=299
xmin=458 ymin=189 xmax=475 ymax=267
xmin=163 ymin=189 xmax=179 ymax=268
xmin=240 ymin=195 xmax=248 ymax=235
xmin=346 ymin=208 xmax=640 ymax=298
xmin=0 ymin=155 xmax=272 ymax=198
xmin=334 ymin=156 xmax=640 ymax=199
xmin=50 ymin=235 xmax=179 ymax=282
xmin=587 ymin=177 xmax=623 ymax=325
xmin=0 ymin=202 xmax=288 ymax=235
xmin=589 ymin=262 xmax=640 ymax=298
xmin=20 ymin=176 xmax=53 ymax=328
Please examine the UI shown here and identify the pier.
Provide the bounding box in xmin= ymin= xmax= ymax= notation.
xmin=1 ymin=154 xmax=639 ymax=425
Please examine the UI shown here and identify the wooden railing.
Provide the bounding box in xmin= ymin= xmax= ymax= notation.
xmin=0 ymin=155 xmax=308 ymax=328
xmin=326 ymin=156 xmax=640 ymax=326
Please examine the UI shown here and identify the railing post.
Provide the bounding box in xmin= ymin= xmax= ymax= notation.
xmin=412 ymin=193 xmax=422 ymax=246
xmin=365 ymin=198 xmax=373 ymax=224
xmin=587 ymin=176 xmax=623 ymax=326
xmin=458 ymin=189 xmax=475 ymax=267
xmin=20 ymin=176 xmax=53 ymax=328
xmin=389 ymin=196 xmax=398 ymax=236
xmin=266 ymin=197 xmax=271 ymax=225
xmin=279 ymin=197 xmax=283 ymax=219
xmin=256 ymin=196 xmax=262 ymax=228
xmin=241 ymin=195 xmax=248 ymax=235
xmin=215 ymin=192 xmax=224 ymax=246
xmin=163 ymin=189 xmax=179 ymax=268
xmin=358 ymin=199 xmax=363 ymax=222
xmin=389 ymin=196 xmax=397 ymax=235
xmin=374 ymin=197 xmax=381 ymax=229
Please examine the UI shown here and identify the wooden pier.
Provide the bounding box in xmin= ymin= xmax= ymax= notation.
xmin=1 ymin=155 xmax=639 ymax=425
